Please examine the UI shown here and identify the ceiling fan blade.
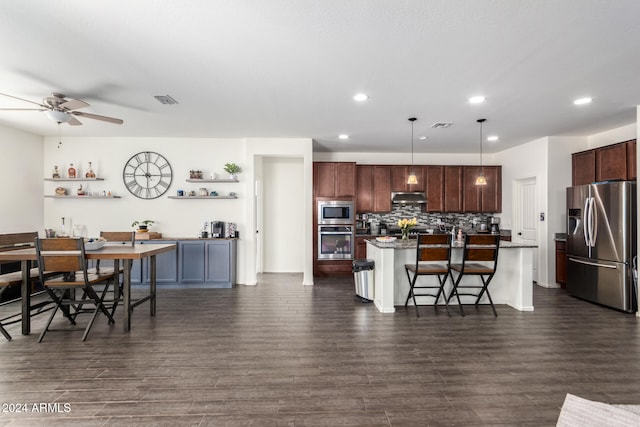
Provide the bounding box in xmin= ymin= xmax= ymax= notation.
xmin=72 ymin=111 xmax=123 ymax=124
xmin=59 ymin=98 xmax=89 ymax=110
xmin=0 ymin=107 xmax=46 ymax=111
xmin=0 ymin=92 xmax=46 ymax=108
xmin=68 ymin=116 xmax=83 ymax=126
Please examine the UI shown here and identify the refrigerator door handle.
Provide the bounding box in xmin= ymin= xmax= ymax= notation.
xmin=568 ymin=257 xmax=618 ymax=269
xmin=587 ymin=197 xmax=596 ymax=247
xmin=583 ymin=197 xmax=590 ymax=246
xmin=590 ymin=196 xmax=597 ymax=246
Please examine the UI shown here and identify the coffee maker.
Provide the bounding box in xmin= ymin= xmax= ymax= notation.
xmin=488 ymin=217 xmax=500 ymax=234
xmin=211 ymin=221 xmax=225 ymax=238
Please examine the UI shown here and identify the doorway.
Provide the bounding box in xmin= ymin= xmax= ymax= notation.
xmin=514 ymin=177 xmax=538 ymax=282
xmin=260 ymin=157 xmax=304 ymax=272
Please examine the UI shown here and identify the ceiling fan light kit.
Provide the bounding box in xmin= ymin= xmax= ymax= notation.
xmin=44 ymin=110 xmax=71 ymax=123
xmin=0 ymin=92 xmax=123 ymax=127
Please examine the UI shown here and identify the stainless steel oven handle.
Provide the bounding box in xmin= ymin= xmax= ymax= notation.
xmin=568 ymin=257 xmax=617 ymax=269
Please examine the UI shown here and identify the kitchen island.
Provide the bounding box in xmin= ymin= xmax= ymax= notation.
xmin=366 ymin=237 xmax=536 ymax=313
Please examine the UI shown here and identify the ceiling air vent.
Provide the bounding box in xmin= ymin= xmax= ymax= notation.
xmin=431 ymin=122 xmax=453 ymax=129
xmin=154 ymin=95 xmax=179 ymax=105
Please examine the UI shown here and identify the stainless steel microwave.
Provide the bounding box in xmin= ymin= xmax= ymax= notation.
xmin=317 ymin=200 xmax=354 ymax=224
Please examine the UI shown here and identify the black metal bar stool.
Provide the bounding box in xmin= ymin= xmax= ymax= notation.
xmin=448 ymin=234 xmax=500 ymax=317
xmin=404 ymin=233 xmax=453 ymax=317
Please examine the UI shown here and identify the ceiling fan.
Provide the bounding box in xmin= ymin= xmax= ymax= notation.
xmin=0 ymin=92 xmax=123 ymax=126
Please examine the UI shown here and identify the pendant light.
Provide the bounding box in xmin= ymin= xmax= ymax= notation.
xmin=475 ymin=118 xmax=487 ymax=186
xmin=407 ymin=117 xmax=418 ymax=185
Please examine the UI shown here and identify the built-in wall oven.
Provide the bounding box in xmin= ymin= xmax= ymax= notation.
xmin=317 ymin=200 xmax=355 ymax=260
xmin=318 ymin=225 xmax=354 ymax=260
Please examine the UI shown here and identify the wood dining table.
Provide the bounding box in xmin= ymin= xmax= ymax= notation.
xmin=0 ymin=242 xmax=177 ymax=335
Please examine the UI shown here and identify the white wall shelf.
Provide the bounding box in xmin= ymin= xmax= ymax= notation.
xmin=185 ymin=178 xmax=238 ymax=183
xmin=44 ymin=195 xmax=121 ymax=199
xmin=45 ymin=178 xmax=105 ymax=181
xmin=167 ymin=195 xmax=237 ymax=199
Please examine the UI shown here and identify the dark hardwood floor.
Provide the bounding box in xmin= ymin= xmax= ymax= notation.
xmin=0 ymin=274 xmax=639 ymax=426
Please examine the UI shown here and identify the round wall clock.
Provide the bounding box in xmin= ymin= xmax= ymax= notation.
xmin=123 ymin=151 xmax=173 ymax=199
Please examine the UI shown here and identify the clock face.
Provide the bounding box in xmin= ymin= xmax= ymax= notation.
xmin=123 ymin=151 xmax=173 ymax=199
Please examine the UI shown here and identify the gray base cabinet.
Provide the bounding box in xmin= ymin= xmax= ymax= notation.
xmin=141 ymin=240 xmax=179 ymax=285
xmin=178 ymin=239 xmax=237 ymax=288
xmin=101 ymin=239 xmax=236 ymax=288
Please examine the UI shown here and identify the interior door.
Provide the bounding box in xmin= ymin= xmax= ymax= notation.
xmin=516 ymin=178 xmax=538 ymax=281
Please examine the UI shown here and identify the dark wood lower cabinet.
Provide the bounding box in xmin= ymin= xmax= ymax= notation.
xmin=314 ymin=260 xmax=353 ymax=276
xmin=555 ymin=240 xmax=567 ymax=288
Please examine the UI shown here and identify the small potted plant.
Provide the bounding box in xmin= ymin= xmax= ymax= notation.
xmin=131 ymin=219 xmax=154 ymax=232
xmin=223 ymin=163 xmax=242 ymax=179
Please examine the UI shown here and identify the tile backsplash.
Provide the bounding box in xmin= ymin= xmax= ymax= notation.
xmin=361 ymin=205 xmax=492 ymax=232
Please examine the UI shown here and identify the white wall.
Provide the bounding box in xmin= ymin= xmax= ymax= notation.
xmin=588 ymin=123 xmax=636 ymax=149
xmin=314 ymin=152 xmax=495 ymax=165
xmin=262 ymin=157 xmax=304 ymax=272
xmin=41 ymin=136 xmax=315 ymax=286
xmin=0 ymin=124 xmax=43 ymax=233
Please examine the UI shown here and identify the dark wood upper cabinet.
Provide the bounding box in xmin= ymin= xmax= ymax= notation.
xmin=627 ymin=139 xmax=637 ymax=180
xmin=596 ymin=142 xmax=628 ymax=182
xmin=373 ymin=166 xmax=392 ymax=212
xmin=480 ymin=166 xmax=502 ymax=213
xmin=444 ymin=166 xmax=463 ymax=213
xmin=462 ymin=166 xmax=501 ymax=213
xmin=425 ymin=166 xmax=444 ymax=212
xmin=572 ymin=139 xmax=637 ymax=186
xmin=572 ymin=150 xmax=596 ymax=186
xmin=463 ymin=166 xmax=482 ymax=212
xmin=356 ymin=165 xmax=374 ymax=212
xmin=335 ymin=162 xmax=356 ymax=197
xmin=391 ymin=165 xmax=425 ymax=192
xmin=313 ymin=162 xmax=356 ymax=198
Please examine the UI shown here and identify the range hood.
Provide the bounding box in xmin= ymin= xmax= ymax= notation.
xmin=391 ymin=192 xmax=427 ymax=205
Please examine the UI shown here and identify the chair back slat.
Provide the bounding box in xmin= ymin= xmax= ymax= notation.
xmin=419 ymin=247 xmax=450 ymax=262
xmin=466 ymin=247 xmax=498 ymax=262
xmin=416 ymin=233 xmax=452 ymax=263
xmin=100 ymin=231 xmax=135 ymax=245
xmin=462 ymin=234 xmax=500 ymax=269
xmin=36 ymin=238 xmax=86 ymax=274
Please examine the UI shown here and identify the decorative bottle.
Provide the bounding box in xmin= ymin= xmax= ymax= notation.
xmin=85 ymin=162 xmax=96 ymax=178
xmin=52 ymin=165 xmax=60 ymax=179
xmin=68 ymin=163 xmax=77 ymax=179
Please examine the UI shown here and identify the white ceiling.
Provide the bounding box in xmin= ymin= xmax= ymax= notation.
xmin=0 ymin=0 xmax=639 ymax=154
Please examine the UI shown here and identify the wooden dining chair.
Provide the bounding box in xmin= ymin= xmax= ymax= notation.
xmin=96 ymin=231 xmax=136 ymax=316
xmin=35 ymin=237 xmax=116 ymax=342
xmin=448 ymin=234 xmax=500 ymax=317
xmin=404 ymin=233 xmax=453 ymax=317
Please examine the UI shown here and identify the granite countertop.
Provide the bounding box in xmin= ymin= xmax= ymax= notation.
xmin=366 ymin=237 xmax=537 ymax=249
xmin=137 ymin=237 xmax=239 ymax=241
xmin=554 ymin=233 xmax=567 ymax=241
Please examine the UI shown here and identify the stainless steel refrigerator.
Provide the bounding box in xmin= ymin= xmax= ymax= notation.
xmin=566 ymin=181 xmax=637 ymax=312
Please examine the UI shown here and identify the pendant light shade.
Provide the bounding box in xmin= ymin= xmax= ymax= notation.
xmin=407 ymin=117 xmax=418 ymax=185
xmin=475 ymin=118 xmax=487 ymax=186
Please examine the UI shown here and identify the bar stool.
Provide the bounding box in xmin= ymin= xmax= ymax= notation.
xmin=448 ymin=234 xmax=500 ymax=317
xmin=404 ymin=233 xmax=453 ymax=317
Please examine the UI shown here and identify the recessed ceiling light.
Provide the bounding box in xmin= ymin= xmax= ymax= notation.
xmin=353 ymin=93 xmax=369 ymax=102
xmin=418 ymin=136 xmax=427 ymax=140
xmin=338 ymin=134 xmax=349 ymax=140
xmin=469 ymin=95 xmax=486 ymax=104
xmin=487 ymin=135 xmax=499 ymax=142
xmin=573 ymin=97 xmax=592 ymax=105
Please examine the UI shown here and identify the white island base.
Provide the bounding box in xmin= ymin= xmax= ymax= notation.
xmin=366 ymin=239 xmax=535 ymax=314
